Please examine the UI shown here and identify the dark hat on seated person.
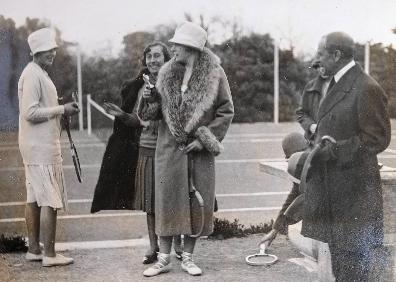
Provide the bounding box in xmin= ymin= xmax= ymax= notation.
xmin=287 ymin=151 xmax=309 ymax=180
xmin=282 ymin=132 xmax=309 ymax=159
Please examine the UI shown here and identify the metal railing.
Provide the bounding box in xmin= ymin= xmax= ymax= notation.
xmin=86 ymin=94 xmax=114 ymax=136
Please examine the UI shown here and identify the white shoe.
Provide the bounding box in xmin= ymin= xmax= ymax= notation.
xmin=42 ymin=254 xmax=74 ymax=267
xmin=143 ymin=253 xmax=171 ymax=277
xmin=181 ymin=252 xmax=202 ymax=276
xmin=26 ymin=252 xmax=43 ymax=261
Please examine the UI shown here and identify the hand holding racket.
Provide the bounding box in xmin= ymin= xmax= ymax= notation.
xmin=259 ymin=229 xmax=278 ymax=247
xmin=59 ymin=92 xmax=82 ymax=183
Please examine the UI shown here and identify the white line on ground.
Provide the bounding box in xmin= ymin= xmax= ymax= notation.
xmin=0 ymin=158 xmax=286 ymax=172
xmin=55 ymin=238 xmax=150 ymax=251
xmin=47 ymin=233 xmax=396 ymax=251
xmin=4 ymin=135 xmax=396 ymax=148
xmin=2 ymin=155 xmax=394 ymax=173
xmin=385 ymin=148 xmax=396 ymax=154
xmin=0 ymin=138 xmax=282 ymax=149
xmin=0 ymin=207 xmax=281 ymax=223
xmin=0 ymin=139 xmax=103 ymax=146
xmin=223 ymin=138 xmax=282 ymax=143
xmin=0 ymin=212 xmax=144 ymax=223
xmin=2 ymin=155 xmax=394 ymax=172
xmin=0 ymin=143 xmax=105 ymax=151
xmin=217 ymin=192 xmax=288 ymax=197
xmin=0 ymin=192 xmax=288 ymax=207
xmin=226 ymin=133 xmax=288 ymax=138
xmin=218 ymin=207 xmax=281 ymax=212
xmin=378 ymin=155 xmax=396 ymax=159
xmin=0 ymin=164 xmax=102 ymax=172
xmin=0 ymin=133 xmax=282 ymax=147
xmin=0 ymin=201 xmax=26 ymax=207
xmin=216 ymin=158 xmax=284 ymax=163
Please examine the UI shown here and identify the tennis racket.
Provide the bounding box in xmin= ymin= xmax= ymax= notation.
xmin=245 ymin=244 xmax=278 ymax=266
xmin=65 ymin=122 xmax=82 ymax=183
xmin=188 ymin=154 xmax=204 ymax=238
xmin=58 ymin=92 xmax=83 ymax=183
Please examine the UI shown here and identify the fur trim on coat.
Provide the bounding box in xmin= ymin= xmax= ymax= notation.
xmin=156 ymin=48 xmax=221 ymax=146
xmin=194 ymin=126 xmax=223 ymax=156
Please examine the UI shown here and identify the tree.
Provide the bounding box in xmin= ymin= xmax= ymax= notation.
xmin=213 ymin=32 xmax=309 ymax=122
xmin=0 ymin=16 xmax=49 ymax=130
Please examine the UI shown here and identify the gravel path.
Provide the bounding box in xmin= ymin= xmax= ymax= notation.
xmin=0 ymin=234 xmax=317 ymax=282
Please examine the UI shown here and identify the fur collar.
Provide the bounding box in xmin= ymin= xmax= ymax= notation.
xmin=156 ymin=48 xmax=221 ymax=144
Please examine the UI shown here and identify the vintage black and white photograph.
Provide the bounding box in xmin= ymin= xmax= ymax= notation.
xmin=0 ymin=0 xmax=395 ymax=281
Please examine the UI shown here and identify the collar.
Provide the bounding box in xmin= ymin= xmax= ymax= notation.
xmin=334 ymin=60 xmax=355 ymax=83
xmin=31 ymin=61 xmax=49 ymax=76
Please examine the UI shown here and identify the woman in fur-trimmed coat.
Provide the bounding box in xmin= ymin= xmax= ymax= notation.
xmin=140 ymin=22 xmax=234 ymax=277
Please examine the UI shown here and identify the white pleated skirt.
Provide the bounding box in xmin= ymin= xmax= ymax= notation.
xmin=25 ymin=163 xmax=68 ymax=211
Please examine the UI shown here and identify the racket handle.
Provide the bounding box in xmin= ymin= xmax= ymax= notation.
xmin=194 ymin=190 xmax=204 ymax=207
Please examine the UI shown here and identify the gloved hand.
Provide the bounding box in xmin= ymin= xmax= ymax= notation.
xmin=311 ymin=143 xmax=337 ymax=165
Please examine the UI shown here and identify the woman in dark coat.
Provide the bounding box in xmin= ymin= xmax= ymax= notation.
xmin=90 ymin=70 xmax=146 ymax=213
xmin=91 ymin=42 xmax=181 ymax=264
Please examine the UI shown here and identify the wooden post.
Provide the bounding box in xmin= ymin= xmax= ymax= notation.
xmin=364 ymin=41 xmax=370 ymax=75
xmin=77 ymin=44 xmax=83 ymax=131
xmin=274 ymin=41 xmax=279 ymax=124
xmin=87 ymin=94 xmax=91 ymax=136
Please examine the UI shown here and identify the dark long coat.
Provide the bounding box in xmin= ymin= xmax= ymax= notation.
xmin=296 ymin=76 xmax=327 ymax=141
xmin=301 ymin=64 xmax=391 ymax=251
xmin=90 ymin=70 xmax=148 ymax=213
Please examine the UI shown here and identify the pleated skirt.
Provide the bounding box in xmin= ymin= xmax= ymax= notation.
xmin=134 ymin=147 xmax=155 ymax=214
xmin=25 ymin=163 xmax=68 ymax=211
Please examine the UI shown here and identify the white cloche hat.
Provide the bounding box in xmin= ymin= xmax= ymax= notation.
xmin=28 ymin=28 xmax=58 ymax=55
xmin=169 ymin=22 xmax=207 ymax=51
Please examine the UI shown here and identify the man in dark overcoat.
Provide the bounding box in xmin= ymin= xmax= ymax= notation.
xmin=296 ymin=64 xmax=331 ymax=143
xmin=301 ymin=32 xmax=391 ymax=281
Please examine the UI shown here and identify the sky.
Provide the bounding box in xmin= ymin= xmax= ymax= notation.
xmin=2 ymin=0 xmax=396 ymax=58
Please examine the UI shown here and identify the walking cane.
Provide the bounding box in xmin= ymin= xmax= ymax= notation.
xmin=188 ymin=154 xmax=205 ymax=238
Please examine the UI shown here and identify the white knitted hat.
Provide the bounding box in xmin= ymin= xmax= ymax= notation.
xmin=28 ymin=28 xmax=58 ymax=55
xmin=169 ymin=22 xmax=207 ymax=51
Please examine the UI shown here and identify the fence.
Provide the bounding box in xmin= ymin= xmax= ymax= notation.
xmin=86 ymin=94 xmax=114 ymax=141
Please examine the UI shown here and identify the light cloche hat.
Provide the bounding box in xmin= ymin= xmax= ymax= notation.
xmin=169 ymin=22 xmax=207 ymax=51
xmin=28 ymin=28 xmax=58 ymax=55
